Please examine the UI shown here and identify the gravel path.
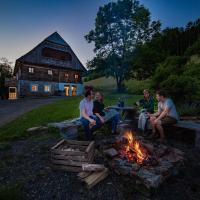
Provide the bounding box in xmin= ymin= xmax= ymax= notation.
xmin=0 ymin=97 xmax=66 ymax=127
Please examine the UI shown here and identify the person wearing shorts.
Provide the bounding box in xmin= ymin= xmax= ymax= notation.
xmin=149 ymin=90 xmax=179 ymax=142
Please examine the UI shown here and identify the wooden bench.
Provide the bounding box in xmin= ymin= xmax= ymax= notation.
xmin=173 ymin=120 xmax=200 ymax=148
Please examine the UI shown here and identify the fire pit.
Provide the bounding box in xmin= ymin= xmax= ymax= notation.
xmin=105 ymin=131 xmax=185 ymax=189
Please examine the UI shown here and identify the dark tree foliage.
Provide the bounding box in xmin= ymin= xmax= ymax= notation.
xmin=131 ymin=18 xmax=200 ymax=80
xmin=0 ymin=57 xmax=13 ymax=99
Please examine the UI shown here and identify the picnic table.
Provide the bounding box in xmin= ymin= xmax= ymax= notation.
xmin=107 ymin=105 xmax=138 ymax=120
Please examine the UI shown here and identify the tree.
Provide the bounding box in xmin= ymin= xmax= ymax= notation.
xmin=85 ymin=0 xmax=160 ymax=91
xmin=0 ymin=57 xmax=13 ymax=99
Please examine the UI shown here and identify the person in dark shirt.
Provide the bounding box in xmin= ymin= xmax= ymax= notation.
xmin=93 ymin=92 xmax=120 ymax=134
xmin=137 ymin=89 xmax=154 ymax=132
xmin=138 ymin=89 xmax=154 ymax=113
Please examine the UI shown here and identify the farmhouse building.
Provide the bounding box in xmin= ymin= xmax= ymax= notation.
xmin=13 ymin=32 xmax=86 ymax=97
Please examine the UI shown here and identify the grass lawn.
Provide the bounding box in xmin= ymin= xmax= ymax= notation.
xmin=0 ymin=94 xmax=142 ymax=142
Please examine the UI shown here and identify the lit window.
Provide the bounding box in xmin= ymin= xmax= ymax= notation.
xmin=48 ymin=70 xmax=52 ymax=75
xmin=29 ymin=67 xmax=34 ymax=73
xmin=65 ymin=73 xmax=69 ymax=77
xmin=31 ymin=85 xmax=38 ymax=92
xmin=44 ymin=85 xmax=51 ymax=92
xmin=75 ymin=74 xmax=78 ymax=79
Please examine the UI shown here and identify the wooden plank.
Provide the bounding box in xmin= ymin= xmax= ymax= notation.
xmin=86 ymin=141 xmax=95 ymax=153
xmin=84 ymin=168 xmax=109 ymax=189
xmin=66 ymin=140 xmax=91 ymax=146
xmin=51 ymin=164 xmax=81 ymax=172
xmin=52 ymin=159 xmax=88 ymax=167
xmin=52 ymin=154 xmax=89 ymax=162
xmin=78 ymin=172 xmax=92 ymax=179
xmin=59 ymin=145 xmax=87 ymax=151
xmin=82 ymin=164 xmax=105 ymax=172
xmin=51 ymin=139 xmax=65 ymax=150
xmin=87 ymin=144 xmax=95 ymax=160
xmin=51 ymin=149 xmax=86 ymax=156
xmin=174 ymin=121 xmax=200 ymax=131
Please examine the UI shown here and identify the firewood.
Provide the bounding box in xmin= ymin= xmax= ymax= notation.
xmin=82 ymin=164 xmax=105 ymax=172
xmin=78 ymin=172 xmax=92 ymax=180
xmin=103 ymin=148 xmax=118 ymax=157
xmin=84 ymin=168 xmax=109 ymax=189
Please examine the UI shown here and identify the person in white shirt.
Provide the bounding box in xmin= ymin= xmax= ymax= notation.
xmin=79 ymin=88 xmax=101 ymax=140
xmin=149 ymin=90 xmax=179 ymax=142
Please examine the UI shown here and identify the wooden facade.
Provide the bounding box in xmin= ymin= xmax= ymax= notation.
xmin=14 ymin=32 xmax=86 ymax=97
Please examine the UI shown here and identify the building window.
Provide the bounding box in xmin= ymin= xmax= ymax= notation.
xmin=48 ymin=70 xmax=52 ymax=75
xmin=75 ymin=74 xmax=79 ymax=83
xmin=31 ymin=84 xmax=38 ymax=92
xmin=44 ymin=85 xmax=51 ymax=92
xmin=29 ymin=67 xmax=34 ymax=73
xmin=65 ymin=73 xmax=69 ymax=81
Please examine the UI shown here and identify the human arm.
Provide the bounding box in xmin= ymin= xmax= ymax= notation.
xmin=94 ymin=113 xmax=105 ymax=123
xmin=81 ymin=109 xmax=96 ymax=124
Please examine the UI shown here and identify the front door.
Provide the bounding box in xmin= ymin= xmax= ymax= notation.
xmin=71 ymin=85 xmax=77 ymax=96
xmin=64 ymin=85 xmax=70 ymax=96
xmin=9 ymin=87 xmax=17 ymax=100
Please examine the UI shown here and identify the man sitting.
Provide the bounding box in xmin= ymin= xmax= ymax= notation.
xmin=79 ymin=88 xmax=101 ymax=140
xmin=149 ymin=90 xmax=179 ymax=143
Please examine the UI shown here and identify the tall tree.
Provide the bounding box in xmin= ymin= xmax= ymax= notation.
xmin=0 ymin=57 xmax=13 ymax=99
xmin=85 ymin=0 xmax=160 ymax=91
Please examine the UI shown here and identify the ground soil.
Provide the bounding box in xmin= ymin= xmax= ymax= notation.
xmin=0 ymin=126 xmax=200 ymax=200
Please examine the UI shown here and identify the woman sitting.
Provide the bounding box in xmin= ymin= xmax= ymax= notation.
xmin=137 ymin=89 xmax=154 ymax=132
xmin=93 ymin=92 xmax=120 ymax=134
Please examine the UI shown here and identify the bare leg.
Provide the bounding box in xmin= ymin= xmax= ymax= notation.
xmin=149 ymin=116 xmax=157 ymax=134
xmin=155 ymin=120 xmax=165 ymax=141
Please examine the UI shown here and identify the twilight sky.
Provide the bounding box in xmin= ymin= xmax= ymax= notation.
xmin=0 ymin=0 xmax=200 ymax=67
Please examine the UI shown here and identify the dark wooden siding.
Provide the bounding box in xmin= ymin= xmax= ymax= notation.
xmin=19 ymin=64 xmax=82 ymax=83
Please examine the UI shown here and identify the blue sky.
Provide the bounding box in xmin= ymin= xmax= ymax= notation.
xmin=0 ymin=0 xmax=200 ymax=67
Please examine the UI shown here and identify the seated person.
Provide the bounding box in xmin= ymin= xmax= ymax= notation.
xmin=93 ymin=92 xmax=120 ymax=134
xmin=137 ymin=89 xmax=154 ymax=132
xmin=137 ymin=89 xmax=154 ymax=113
xmin=149 ymin=90 xmax=179 ymax=143
xmin=79 ymin=88 xmax=102 ymax=140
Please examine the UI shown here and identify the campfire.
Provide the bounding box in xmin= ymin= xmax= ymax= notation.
xmin=103 ymin=130 xmax=185 ymax=189
xmin=117 ymin=131 xmax=148 ymax=164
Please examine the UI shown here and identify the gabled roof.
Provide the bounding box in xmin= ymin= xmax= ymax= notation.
xmin=45 ymin=32 xmax=70 ymax=47
xmin=14 ymin=32 xmax=87 ymax=73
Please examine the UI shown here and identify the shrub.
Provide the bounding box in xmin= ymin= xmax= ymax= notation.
xmin=151 ymin=56 xmax=200 ymax=102
xmin=185 ymin=38 xmax=200 ymax=56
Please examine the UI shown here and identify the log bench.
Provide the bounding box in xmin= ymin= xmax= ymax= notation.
xmin=173 ymin=120 xmax=200 ymax=148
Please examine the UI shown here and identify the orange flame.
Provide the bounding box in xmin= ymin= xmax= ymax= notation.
xmin=119 ymin=131 xmax=148 ymax=164
xmin=134 ymin=141 xmax=147 ymax=164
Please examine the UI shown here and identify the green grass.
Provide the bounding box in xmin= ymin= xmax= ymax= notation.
xmin=0 ymin=183 xmax=23 ymax=200
xmin=84 ymin=76 xmax=151 ymax=94
xmin=0 ymin=94 xmax=141 ymax=142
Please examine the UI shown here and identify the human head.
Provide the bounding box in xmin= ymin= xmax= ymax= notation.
xmin=143 ymin=89 xmax=150 ymax=99
xmin=84 ymin=86 xmax=94 ymax=101
xmin=95 ymin=92 xmax=104 ymax=102
xmin=156 ymin=90 xmax=167 ymax=102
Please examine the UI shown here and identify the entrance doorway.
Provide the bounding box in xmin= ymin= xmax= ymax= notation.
xmin=9 ymin=87 xmax=17 ymax=100
xmin=71 ymin=85 xmax=77 ymax=96
xmin=64 ymin=85 xmax=70 ymax=96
